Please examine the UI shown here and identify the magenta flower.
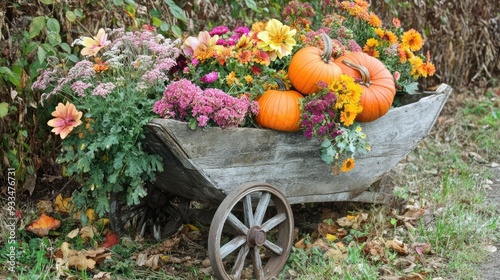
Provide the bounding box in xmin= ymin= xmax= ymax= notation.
xmin=200 ymin=71 xmax=219 ymax=83
xmin=47 ymin=102 xmax=83 ymax=139
xmin=209 ymin=25 xmax=230 ymax=36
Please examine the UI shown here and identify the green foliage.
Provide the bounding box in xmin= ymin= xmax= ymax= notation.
xmin=59 ymin=89 xmax=164 ymax=217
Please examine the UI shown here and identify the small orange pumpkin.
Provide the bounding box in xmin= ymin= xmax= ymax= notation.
xmin=288 ymin=33 xmax=343 ymax=95
xmin=255 ymin=79 xmax=303 ymax=132
xmin=334 ymin=52 xmax=396 ymax=122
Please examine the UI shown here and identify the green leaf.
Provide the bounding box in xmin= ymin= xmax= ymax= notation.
xmin=37 ymin=46 xmax=46 ymax=65
xmin=245 ymin=0 xmax=257 ymax=11
xmin=24 ymin=41 xmax=39 ymax=54
xmin=403 ymin=82 xmax=419 ymax=95
xmin=163 ymin=0 xmax=187 ymax=22
xmin=60 ymin=43 xmax=71 ymax=53
xmin=47 ymin=32 xmax=62 ymax=46
xmin=0 ymin=102 xmax=8 ymax=118
xmin=29 ymin=16 xmax=46 ymax=39
xmin=74 ymin=9 xmax=84 ymax=17
xmin=46 ymin=18 xmax=60 ymax=33
xmin=113 ymin=0 xmax=124 ymax=5
xmin=39 ymin=0 xmax=54 ymax=4
xmin=66 ymin=11 xmax=77 ymax=22
xmin=160 ymin=22 xmax=170 ymax=32
xmin=171 ymin=25 xmax=182 ymax=38
xmin=0 ymin=67 xmax=21 ymax=88
xmin=151 ymin=17 xmax=162 ymax=27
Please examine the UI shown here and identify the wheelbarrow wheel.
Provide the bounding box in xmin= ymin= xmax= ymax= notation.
xmin=208 ymin=182 xmax=294 ymax=280
xmin=109 ymin=183 xmax=188 ymax=240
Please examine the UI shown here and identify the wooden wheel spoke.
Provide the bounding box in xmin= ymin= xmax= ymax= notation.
xmin=251 ymin=247 xmax=265 ymax=280
xmin=263 ymin=239 xmax=284 ymax=255
xmin=254 ymin=192 xmax=271 ymax=225
xmin=220 ymin=235 xmax=247 ymax=259
xmin=230 ymin=244 xmax=250 ymax=278
xmin=228 ymin=213 xmax=249 ymax=235
xmin=208 ymin=183 xmax=294 ymax=280
xmin=261 ymin=212 xmax=287 ymax=232
xmin=243 ymin=194 xmax=255 ymax=227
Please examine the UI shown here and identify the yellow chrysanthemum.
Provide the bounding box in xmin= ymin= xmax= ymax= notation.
xmin=341 ymin=158 xmax=356 ymax=172
xmin=340 ymin=103 xmax=363 ymax=126
xmin=368 ymin=12 xmax=382 ymax=27
xmin=365 ymin=38 xmax=379 ymax=48
xmin=225 ymin=71 xmax=239 ymax=87
xmin=257 ymin=19 xmax=296 ymax=60
xmin=401 ymin=29 xmax=424 ymax=51
xmin=244 ymin=75 xmax=253 ymax=84
xmin=409 ymin=56 xmax=424 ymax=78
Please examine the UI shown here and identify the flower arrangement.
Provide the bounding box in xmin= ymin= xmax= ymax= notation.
xmin=32 ymin=0 xmax=438 ymax=221
xmin=316 ymin=0 xmax=436 ymax=93
xmin=300 ymin=75 xmax=370 ymax=173
xmin=179 ymin=18 xmax=298 ymax=103
xmin=32 ymin=26 xmax=183 ymax=219
xmin=153 ymin=78 xmax=259 ymax=129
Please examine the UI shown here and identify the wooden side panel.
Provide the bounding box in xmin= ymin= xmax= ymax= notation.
xmin=146 ymin=84 xmax=451 ymax=204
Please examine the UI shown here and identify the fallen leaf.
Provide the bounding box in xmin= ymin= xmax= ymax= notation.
xmin=54 ymin=194 xmax=72 ymax=214
xmin=136 ymin=253 xmax=148 ymax=266
xmin=67 ymin=228 xmax=80 ymax=239
xmin=56 ymin=242 xmax=111 ymax=271
xmin=26 ymin=213 xmax=61 ymax=236
xmin=364 ymin=238 xmax=387 ymax=262
xmin=145 ymin=254 xmax=162 ymax=270
xmin=36 ymin=200 xmax=53 ymax=214
xmin=294 ymin=238 xmax=307 ymax=249
xmin=93 ymin=271 xmax=111 ymax=280
xmin=325 ymin=233 xmax=337 ymax=242
xmin=481 ymin=244 xmax=498 ymax=253
xmin=102 ymin=231 xmax=119 ymax=248
xmin=385 ymin=239 xmax=409 ymax=255
xmin=80 ymin=226 xmax=97 ymax=240
xmin=411 ymin=242 xmax=434 ymax=255
xmin=86 ymin=209 xmax=97 ymax=223
xmin=308 ymin=238 xmax=331 ymax=252
xmin=336 ymin=217 xmax=353 ymax=227
xmin=68 ymin=254 xmax=96 ymax=270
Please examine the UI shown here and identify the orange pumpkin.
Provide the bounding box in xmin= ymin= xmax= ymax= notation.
xmin=288 ymin=33 xmax=343 ymax=95
xmin=334 ymin=52 xmax=396 ymax=122
xmin=255 ymin=79 xmax=303 ymax=132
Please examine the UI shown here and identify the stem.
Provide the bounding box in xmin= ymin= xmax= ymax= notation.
xmin=274 ymin=78 xmax=287 ymax=91
xmin=341 ymin=60 xmax=372 ymax=87
xmin=320 ymin=33 xmax=333 ymax=63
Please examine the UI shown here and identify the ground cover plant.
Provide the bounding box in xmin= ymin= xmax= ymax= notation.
xmin=1 ymin=0 xmax=499 ymax=279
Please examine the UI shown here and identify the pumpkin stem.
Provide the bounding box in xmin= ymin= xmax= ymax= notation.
xmin=274 ymin=78 xmax=288 ymax=91
xmin=341 ymin=60 xmax=372 ymax=87
xmin=320 ymin=33 xmax=334 ymax=64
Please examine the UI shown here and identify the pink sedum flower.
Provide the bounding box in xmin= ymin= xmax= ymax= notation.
xmin=47 ymin=102 xmax=83 ymax=139
xmin=81 ymin=28 xmax=110 ymax=57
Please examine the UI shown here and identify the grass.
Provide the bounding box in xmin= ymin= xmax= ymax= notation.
xmin=1 ymin=86 xmax=499 ymax=279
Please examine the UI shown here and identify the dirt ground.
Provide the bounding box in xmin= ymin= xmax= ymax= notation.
xmin=478 ymin=166 xmax=500 ymax=279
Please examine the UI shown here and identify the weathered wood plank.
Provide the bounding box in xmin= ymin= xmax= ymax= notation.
xmin=145 ymin=84 xmax=451 ymax=204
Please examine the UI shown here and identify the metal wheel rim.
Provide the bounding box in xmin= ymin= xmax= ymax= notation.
xmin=208 ymin=182 xmax=294 ymax=280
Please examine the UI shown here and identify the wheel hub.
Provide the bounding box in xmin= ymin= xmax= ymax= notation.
xmin=247 ymin=226 xmax=266 ymax=247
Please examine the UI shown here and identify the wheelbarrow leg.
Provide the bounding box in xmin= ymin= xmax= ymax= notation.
xmin=208 ymin=182 xmax=294 ymax=280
